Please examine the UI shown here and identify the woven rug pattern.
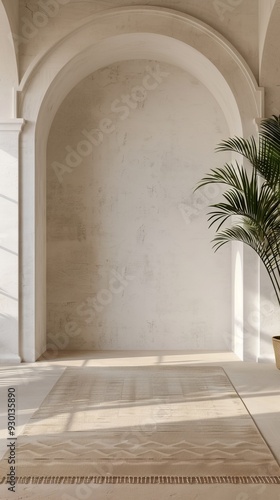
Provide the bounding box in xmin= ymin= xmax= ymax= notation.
xmin=1 ymin=366 xmax=280 ymax=484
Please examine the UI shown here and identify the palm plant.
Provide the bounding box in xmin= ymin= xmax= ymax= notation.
xmin=196 ymin=115 xmax=280 ymax=306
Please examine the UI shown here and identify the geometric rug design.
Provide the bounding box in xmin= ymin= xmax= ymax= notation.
xmin=1 ymin=366 xmax=280 ymax=484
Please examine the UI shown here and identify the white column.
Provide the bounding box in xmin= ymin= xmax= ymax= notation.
xmin=243 ymin=247 xmax=260 ymax=361
xmin=232 ymin=241 xmax=244 ymax=359
xmin=0 ymin=119 xmax=24 ymax=364
xmin=258 ymin=265 xmax=279 ymax=362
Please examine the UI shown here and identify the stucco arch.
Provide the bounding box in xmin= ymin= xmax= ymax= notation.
xmin=18 ymin=7 xmax=264 ymax=361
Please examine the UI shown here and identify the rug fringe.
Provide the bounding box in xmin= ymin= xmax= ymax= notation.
xmin=1 ymin=476 xmax=280 ymax=485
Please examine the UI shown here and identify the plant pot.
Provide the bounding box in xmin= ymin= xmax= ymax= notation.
xmin=272 ymin=336 xmax=280 ymax=369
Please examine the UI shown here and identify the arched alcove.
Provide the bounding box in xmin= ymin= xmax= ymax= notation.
xmin=46 ymin=58 xmax=234 ymax=351
xmin=17 ymin=7 xmax=263 ymax=361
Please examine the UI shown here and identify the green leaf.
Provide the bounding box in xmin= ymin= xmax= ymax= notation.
xmin=195 ymin=114 xmax=280 ymax=305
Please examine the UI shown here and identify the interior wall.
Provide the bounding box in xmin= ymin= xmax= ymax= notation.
xmin=18 ymin=0 xmax=259 ymax=80
xmin=46 ymin=59 xmax=231 ymax=351
xmin=0 ymin=1 xmax=18 ymax=119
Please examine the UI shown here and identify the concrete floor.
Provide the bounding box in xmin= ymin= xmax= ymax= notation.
xmin=0 ymin=350 xmax=280 ymax=499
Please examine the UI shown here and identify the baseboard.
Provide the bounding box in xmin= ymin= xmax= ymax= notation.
xmin=0 ymin=354 xmax=21 ymax=365
xmin=257 ymin=355 xmax=275 ymax=364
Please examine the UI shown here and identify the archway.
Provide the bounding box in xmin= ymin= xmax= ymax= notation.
xmin=17 ymin=7 xmax=263 ymax=361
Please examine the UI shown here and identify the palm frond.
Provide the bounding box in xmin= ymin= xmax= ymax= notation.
xmin=212 ymin=224 xmax=280 ymax=304
xmin=258 ymin=116 xmax=280 ymax=191
xmin=216 ymin=136 xmax=258 ymax=166
xmin=195 ymin=114 xmax=280 ymax=306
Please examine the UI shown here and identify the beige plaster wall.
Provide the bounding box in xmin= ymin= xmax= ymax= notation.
xmin=46 ymin=59 xmax=231 ymax=350
xmin=18 ymin=0 xmax=259 ymax=79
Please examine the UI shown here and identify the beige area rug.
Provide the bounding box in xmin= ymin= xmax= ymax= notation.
xmin=1 ymin=366 xmax=280 ymax=484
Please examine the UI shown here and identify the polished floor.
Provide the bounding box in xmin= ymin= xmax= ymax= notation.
xmin=0 ymin=350 xmax=280 ymax=499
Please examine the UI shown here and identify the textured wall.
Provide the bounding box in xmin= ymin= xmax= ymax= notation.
xmin=47 ymin=59 xmax=231 ymax=350
xmin=18 ymin=0 xmax=259 ymax=79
